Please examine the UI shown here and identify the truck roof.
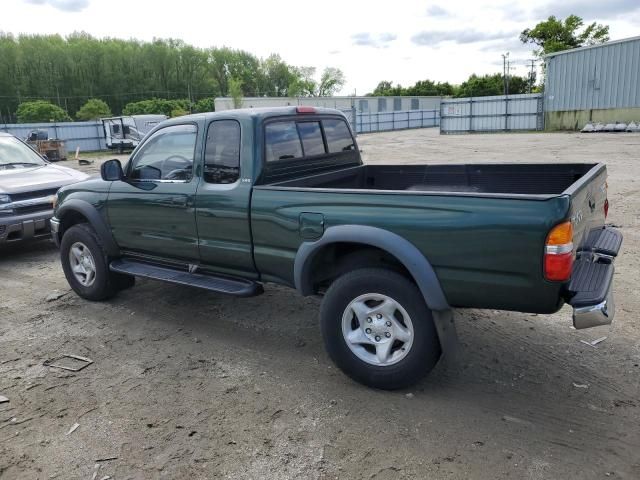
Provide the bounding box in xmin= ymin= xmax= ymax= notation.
xmin=161 ymin=106 xmax=347 ymax=127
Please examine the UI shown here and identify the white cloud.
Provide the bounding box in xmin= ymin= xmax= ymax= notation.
xmin=352 ymin=32 xmax=398 ymax=48
xmin=25 ymin=0 xmax=90 ymax=12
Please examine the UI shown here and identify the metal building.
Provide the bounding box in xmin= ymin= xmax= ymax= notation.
xmin=544 ymin=36 xmax=640 ymax=130
xmin=214 ymin=95 xmax=441 ymax=113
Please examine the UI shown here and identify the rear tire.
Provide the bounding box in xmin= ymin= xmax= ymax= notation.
xmin=60 ymin=223 xmax=121 ymax=301
xmin=320 ymin=268 xmax=441 ymax=390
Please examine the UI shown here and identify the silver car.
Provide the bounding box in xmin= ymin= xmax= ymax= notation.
xmin=0 ymin=132 xmax=88 ymax=245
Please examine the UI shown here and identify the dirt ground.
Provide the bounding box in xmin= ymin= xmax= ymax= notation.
xmin=1 ymin=129 xmax=639 ymax=479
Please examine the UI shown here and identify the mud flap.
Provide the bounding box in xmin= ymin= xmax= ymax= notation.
xmin=432 ymin=309 xmax=460 ymax=365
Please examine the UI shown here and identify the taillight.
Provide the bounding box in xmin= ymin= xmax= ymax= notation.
xmin=544 ymin=221 xmax=574 ymax=281
xmin=604 ymin=198 xmax=609 ymax=219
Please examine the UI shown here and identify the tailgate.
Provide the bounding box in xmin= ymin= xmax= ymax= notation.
xmin=562 ymin=164 xmax=623 ymax=328
xmin=566 ymin=164 xmax=608 ymax=249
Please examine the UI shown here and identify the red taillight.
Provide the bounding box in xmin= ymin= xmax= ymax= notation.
xmin=544 ymin=221 xmax=574 ymax=281
xmin=604 ymin=198 xmax=609 ymax=219
xmin=544 ymin=252 xmax=574 ymax=281
xmin=296 ymin=106 xmax=316 ymax=114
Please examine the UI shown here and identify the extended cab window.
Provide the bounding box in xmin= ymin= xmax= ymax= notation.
xmin=204 ymin=120 xmax=241 ymax=184
xmin=129 ymin=124 xmax=197 ymax=181
xmin=265 ymin=121 xmax=304 ymax=162
xmin=297 ymin=121 xmax=325 ymax=156
xmin=323 ymin=119 xmax=355 ymax=153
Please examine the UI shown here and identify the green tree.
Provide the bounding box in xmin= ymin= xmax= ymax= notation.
xmin=455 ymin=73 xmax=529 ymax=97
xmin=193 ymin=97 xmax=215 ymax=113
xmin=317 ymin=67 xmax=345 ymax=96
xmin=122 ymin=98 xmax=191 ymax=116
xmin=16 ymin=100 xmax=71 ymax=123
xmin=75 ymin=98 xmax=112 ymax=120
xmin=368 ymin=79 xmax=455 ymax=97
xmin=228 ymin=78 xmax=243 ymax=108
xmin=520 ymin=15 xmax=609 ymax=57
xmin=288 ymin=66 xmax=317 ymax=97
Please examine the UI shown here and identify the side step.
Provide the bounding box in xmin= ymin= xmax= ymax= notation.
xmin=566 ymin=260 xmax=614 ymax=308
xmin=110 ymin=259 xmax=263 ymax=297
xmin=579 ymin=226 xmax=623 ymax=258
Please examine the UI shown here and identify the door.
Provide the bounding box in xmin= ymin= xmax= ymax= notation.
xmin=195 ymin=119 xmax=256 ymax=277
xmin=107 ymin=123 xmax=200 ymax=261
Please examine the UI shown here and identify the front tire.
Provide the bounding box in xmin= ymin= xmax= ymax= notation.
xmin=320 ymin=268 xmax=441 ymax=390
xmin=60 ymin=223 xmax=120 ymax=301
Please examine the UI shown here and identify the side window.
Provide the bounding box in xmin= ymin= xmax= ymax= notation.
xmin=322 ymin=119 xmax=355 ymax=153
xmin=297 ymin=121 xmax=326 ymax=156
xmin=265 ymin=121 xmax=303 ymax=162
xmin=204 ymin=120 xmax=240 ymax=184
xmin=129 ymin=124 xmax=197 ymax=181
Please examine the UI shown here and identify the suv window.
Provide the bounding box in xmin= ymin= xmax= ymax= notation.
xmin=322 ymin=119 xmax=355 ymax=153
xmin=265 ymin=121 xmax=303 ymax=162
xmin=297 ymin=121 xmax=325 ymax=156
xmin=129 ymin=124 xmax=197 ymax=181
xmin=204 ymin=120 xmax=240 ymax=184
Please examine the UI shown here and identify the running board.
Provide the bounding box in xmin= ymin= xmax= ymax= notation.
xmin=110 ymin=259 xmax=263 ymax=297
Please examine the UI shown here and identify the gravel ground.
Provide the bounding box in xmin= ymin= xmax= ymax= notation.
xmin=1 ymin=128 xmax=639 ymax=479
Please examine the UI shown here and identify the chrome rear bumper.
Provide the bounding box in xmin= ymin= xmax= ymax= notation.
xmin=573 ymin=289 xmax=615 ymax=329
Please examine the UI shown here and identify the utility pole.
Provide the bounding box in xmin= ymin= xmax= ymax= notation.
xmin=501 ymin=52 xmax=509 ymax=96
xmin=528 ymin=59 xmax=536 ymax=93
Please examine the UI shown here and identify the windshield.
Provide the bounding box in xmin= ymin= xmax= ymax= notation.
xmin=0 ymin=136 xmax=46 ymax=169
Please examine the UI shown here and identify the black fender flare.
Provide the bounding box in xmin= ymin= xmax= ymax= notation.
xmin=56 ymin=199 xmax=120 ymax=257
xmin=293 ymin=225 xmax=450 ymax=312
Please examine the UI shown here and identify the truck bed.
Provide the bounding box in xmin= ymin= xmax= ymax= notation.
xmin=268 ymin=163 xmax=598 ymax=197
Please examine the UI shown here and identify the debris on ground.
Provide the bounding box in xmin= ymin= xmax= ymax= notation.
xmin=580 ymin=336 xmax=608 ymax=348
xmin=501 ymin=415 xmax=533 ymax=426
xmin=405 ymin=393 xmax=414 ymax=399
xmin=78 ymin=158 xmax=94 ymax=166
xmin=572 ymin=383 xmax=589 ymax=389
xmin=45 ymin=291 xmax=69 ymax=302
xmin=66 ymin=423 xmax=79 ymax=435
xmin=91 ymin=463 xmax=100 ymax=480
xmin=0 ymin=395 xmax=8 ymax=404
xmin=44 ymin=354 xmax=93 ymax=372
xmin=95 ymin=456 xmax=118 ymax=462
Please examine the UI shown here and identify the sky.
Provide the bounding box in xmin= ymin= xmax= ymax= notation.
xmin=4 ymin=0 xmax=640 ymax=95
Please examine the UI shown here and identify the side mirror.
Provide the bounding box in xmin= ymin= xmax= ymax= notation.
xmin=101 ymin=159 xmax=124 ymax=181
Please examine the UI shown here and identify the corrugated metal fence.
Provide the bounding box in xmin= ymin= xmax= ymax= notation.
xmin=343 ymin=108 xmax=440 ymax=134
xmin=440 ymin=94 xmax=544 ymax=134
xmin=0 ymin=121 xmax=106 ymax=152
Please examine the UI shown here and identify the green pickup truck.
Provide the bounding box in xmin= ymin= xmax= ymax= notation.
xmin=51 ymin=107 xmax=622 ymax=389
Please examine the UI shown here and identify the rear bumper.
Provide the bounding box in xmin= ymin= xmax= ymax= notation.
xmin=568 ymin=226 xmax=622 ymax=329
xmin=573 ymin=289 xmax=615 ymax=329
xmin=0 ymin=210 xmax=53 ymax=245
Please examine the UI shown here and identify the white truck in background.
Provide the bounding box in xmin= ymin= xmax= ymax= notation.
xmin=101 ymin=115 xmax=167 ymax=152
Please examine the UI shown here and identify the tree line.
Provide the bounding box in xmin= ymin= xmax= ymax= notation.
xmin=0 ymin=32 xmax=345 ymax=123
xmin=366 ymin=74 xmax=534 ymax=98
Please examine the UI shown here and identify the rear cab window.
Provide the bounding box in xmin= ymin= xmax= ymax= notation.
xmin=261 ymin=114 xmax=359 ymax=183
xmin=265 ymin=116 xmax=355 ymax=162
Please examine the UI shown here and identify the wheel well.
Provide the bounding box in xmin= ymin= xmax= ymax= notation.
xmin=308 ymin=243 xmax=412 ymax=294
xmin=59 ymin=210 xmax=89 ymax=238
